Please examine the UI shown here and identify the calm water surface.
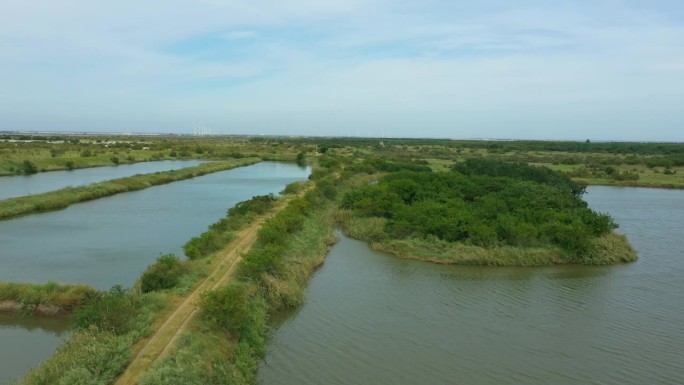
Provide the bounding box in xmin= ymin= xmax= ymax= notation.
xmin=259 ymin=186 xmax=684 ymax=385
xmin=0 ymin=314 xmax=69 ymax=384
xmin=0 ymin=162 xmax=309 ymax=289
xmin=0 ymin=161 xmax=309 ymax=384
xmin=0 ymin=160 xmax=205 ymax=200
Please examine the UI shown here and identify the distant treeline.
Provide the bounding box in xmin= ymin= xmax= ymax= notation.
xmin=250 ymin=136 xmax=684 ymax=156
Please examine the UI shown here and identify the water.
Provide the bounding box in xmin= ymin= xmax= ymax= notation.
xmin=0 ymin=160 xmax=205 ymax=200
xmin=0 ymin=162 xmax=309 ymax=290
xmin=0 ymin=161 xmax=309 ymax=384
xmin=0 ymin=314 xmax=69 ymax=384
xmin=259 ymin=186 xmax=684 ymax=385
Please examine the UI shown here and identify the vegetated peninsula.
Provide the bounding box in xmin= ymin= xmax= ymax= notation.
xmin=340 ymin=158 xmax=637 ymax=266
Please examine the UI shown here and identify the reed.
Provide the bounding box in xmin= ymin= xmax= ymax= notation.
xmin=0 ymin=282 xmax=96 ymax=314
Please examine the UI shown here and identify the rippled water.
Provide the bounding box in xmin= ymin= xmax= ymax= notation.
xmin=0 ymin=160 xmax=205 ymax=200
xmin=259 ymin=186 xmax=684 ymax=385
xmin=0 ymin=162 xmax=309 ymax=289
xmin=0 ymin=161 xmax=309 ymax=384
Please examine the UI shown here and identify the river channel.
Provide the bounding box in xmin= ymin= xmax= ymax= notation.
xmin=0 ymin=160 xmax=205 ymax=200
xmin=259 ymin=186 xmax=684 ymax=385
xmin=0 ymin=161 xmax=309 ymax=384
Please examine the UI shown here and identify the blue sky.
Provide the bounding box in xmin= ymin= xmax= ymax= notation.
xmin=1 ymin=1 xmax=683 ymax=141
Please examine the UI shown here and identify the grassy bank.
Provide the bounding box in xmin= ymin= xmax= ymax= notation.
xmin=17 ymin=287 xmax=169 ymax=385
xmin=137 ymin=176 xmax=342 ymax=384
xmin=14 ymin=188 xmax=296 ymax=385
xmin=0 ymin=158 xmax=259 ymax=220
xmin=0 ymin=282 xmax=96 ymax=315
xmin=340 ymin=216 xmax=637 ymax=266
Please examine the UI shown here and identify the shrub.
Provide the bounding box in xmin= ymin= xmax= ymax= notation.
xmin=184 ymin=231 xmax=219 ymax=259
xmin=140 ymin=254 xmax=184 ymax=293
xmin=240 ymin=244 xmax=284 ymax=280
xmin=20 ymin=160 xmax=38 ymax=174
xmin=199 ymin=285 xmax=250 ymax=336
xmin=71 ymin=285 xmax=138 ymax=335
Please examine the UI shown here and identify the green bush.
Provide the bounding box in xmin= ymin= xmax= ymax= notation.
xmin=240 ymin=244 xmax=284 ymax=280
xmin=184 ymin=231 xmax=219 ymax=259
xmin=20 ymin=160 xmax=38 ymax=174
xmin=343 ymin=168 xmax=617 ymax=258
xmin=227 ymin=194 xmax=277 ymax=217
xmin=71 ymin=285 xmax=139 ymax=335
xmin=199 ymin=285 xmax=250 ymax=336
xmin=140 ymin=254 xmax=184 ymax=293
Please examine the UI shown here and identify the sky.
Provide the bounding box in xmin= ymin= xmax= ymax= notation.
xmin=1 ymin=1 xmax=683 ymax=141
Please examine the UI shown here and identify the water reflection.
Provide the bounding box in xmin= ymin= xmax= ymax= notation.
xmin=259 ymin=186 xmax=684 ymax=385
xmin=0 ymin=160 xmax=206 ymax=200
xmin=0 ymin=313 xmax=70 ymax=384
xmin=0 ymin=312 xmax=69 ymax=335
xmin=0 ymin=162 xmax=310 ymax=289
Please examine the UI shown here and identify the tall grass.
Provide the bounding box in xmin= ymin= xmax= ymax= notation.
xmin=139 ymin=179 xmax=341 ymax=385
xmin=0 ymin=282 xmax=95 ymax=313
xmin=339 ymin=215 xmax=637 ymax=266
xmin=16 ymin=291 xmax=167 ymax=385
xmin=0 ymin=158 xmax=259 ymax=220
xmin=14 ymin=191 xmax=287 ymax=385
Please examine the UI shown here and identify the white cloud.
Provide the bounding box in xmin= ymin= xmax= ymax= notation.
xmin=1 ymin=0 xmax=683 ymax=140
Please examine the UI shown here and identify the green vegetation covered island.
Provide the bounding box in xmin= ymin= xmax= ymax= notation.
xmin=341 ymin=159 xmax=636 ymax=265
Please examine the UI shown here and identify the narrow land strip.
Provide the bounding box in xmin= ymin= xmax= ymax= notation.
xmin=114 ymin=196 xmax=295 ymax=385
xmin=0 ymin=158 xmax=260 ymax=221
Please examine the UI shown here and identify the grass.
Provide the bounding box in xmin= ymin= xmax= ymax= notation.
xmin=0 ymin=282 xmax=96 ymax=313
xmin=340 ymin=216 xmax=637 ymax=266
xmin=14 ymin=190 xmax=292 ymax=385
xmin=16 ymin=291 xmax=168 ymax=385
xmin=0 ymin=158 xmax=260 ymax=220
xmin=538 ymin=163 xmax=684 ymax=189
xmin=138 ymin=178 xmax=341 ymax=385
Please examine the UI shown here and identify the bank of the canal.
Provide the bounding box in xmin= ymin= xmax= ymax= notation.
xmin=259 ymin=186 xmax=684 ymax=385
xmin=0 ymin=160 xmax=205 ymax=200
xmin=0 ymin=161 xmax=310 ymax=384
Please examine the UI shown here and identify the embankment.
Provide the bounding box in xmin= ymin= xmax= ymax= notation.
xmin=0 ymin=282 xmax=95 ymax=316
xmin=0 ymin=158 xmax=259 ymax=220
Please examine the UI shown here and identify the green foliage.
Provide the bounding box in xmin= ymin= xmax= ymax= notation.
xmin=71 ymin=285 xmax=139 ymax=335
xmin=184 ymin=231 xmax=221 ymax=260
xmin=350 ymin=157 xmax=432 ymax=174
xmin=20 ymin=292 xmax=167 ymax=385
xmin=343 ymin=167 xmax=618 ymax=259
xmin=227 ymin=194 xmax=277 ymax=217
xmin=296 ymin=152 xmax=306 ymax=166
xmin=110 ymin=156 xmax=120 ymax=165
xmin=184 ymin=194 xmax=277 ymax=259
xmin=199 ymin=285 xmax=250 ymax=336
xmin=20 ymin=160 xmax=38 ymax=174
xmin=240 ymin=244 xmax=284 ymax=279
xmin=282 ymin=181 xmax=306 ymax=195
xmin=140 ymin=254 xmax=184 ymax=293
xmin=0 ymin=282 xmax=95 ymax=311
xmin=18 ymin=327 xmax=133 ymax=385
xmin=454 ymin=158 xmax=587 ymax=197
xmin=0 ymin=158 xmax=260 ymax=220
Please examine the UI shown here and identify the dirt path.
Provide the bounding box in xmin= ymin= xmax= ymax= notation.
xmin=114 ymin=206 xmax=279 ymax=385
